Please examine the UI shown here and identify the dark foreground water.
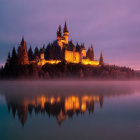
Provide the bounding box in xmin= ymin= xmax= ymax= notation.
xmin=0 ymin=81 xmax=140 ymax=140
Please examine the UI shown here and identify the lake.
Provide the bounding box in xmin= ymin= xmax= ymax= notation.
xmin=0 ymin=81 xmax=140 ymax=140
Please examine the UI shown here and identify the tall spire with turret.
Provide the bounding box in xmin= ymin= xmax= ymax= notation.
xmin=63 ymin=21 xmax=69 ymax=44
xmin=57 ymin=25 xmax=62 ymax=37
xmin=63 ymin=21 xmax=69 ymax=33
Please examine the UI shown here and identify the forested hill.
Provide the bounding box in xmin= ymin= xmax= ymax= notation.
xmin=0 ymin=62 xmax=136 ymax=80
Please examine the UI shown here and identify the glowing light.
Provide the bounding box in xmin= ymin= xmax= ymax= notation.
xmin=81 ymin=102 xmax=86 ymax=112
xmin=65 ymin=96 xmax=80 ymax=112
xmin=23 ymin=95 xmax=100 ymax=113
xmin=82 ymin=59 xmax=99 ymax=66
xmin=37 ymin=60 xmax=61 ymax=66
xmin=50 ymin=97 xmax=55 ymax=104
xmin=65 ymin=50 xmax=80 ymax=63
xmin=57 ymin=97 xmax=61 ymax=102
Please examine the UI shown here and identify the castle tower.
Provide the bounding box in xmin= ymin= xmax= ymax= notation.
xmin=57 ymin=25 xmax=63 ymax=48
xmin=63 ymin=21 xmax=69 ymax=44
xmin=57 ymin=25 xmax=62 ymax=39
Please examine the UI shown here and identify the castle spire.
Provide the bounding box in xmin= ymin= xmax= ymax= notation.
xmin=63 ymin=21 xmax=68 ymax=33
xmin=57 ymin=25 xmax=62 ymax=37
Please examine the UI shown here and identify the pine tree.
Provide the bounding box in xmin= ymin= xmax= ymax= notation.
xmin=76 ymin=43 xmax=80 ymax=52
xmin=86 ymin=45 xmax=94 ymax=60
xmin=11 ymin=47 xmax=17 ymax=65
xmin=8 ymin=52 xmax=11 ymax=59
xmin=81 ymin=43 xmax=85 ymax=49
xmin=5 ymin=52 xmax=11 ymax=68
xmin=17 ymin=37 xmax=29 ymax=65
xmin=34 ymin=47 xmax=40 ymax=59
xmin=28 ymin=46 xmax=34 ymax=61
xmin=40 ymin=45 xmax=45 ymax=55
xmin=7 ymin=52 xmax=11 ymax=63
xmin=45 ymin=43 xmax=51 ymax=60
xmin=99 ymin=52 xmax=104 ymax=65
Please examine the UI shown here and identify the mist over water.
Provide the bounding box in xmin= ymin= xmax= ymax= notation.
xmin=0 ymin=81 xmax=140 ymax=140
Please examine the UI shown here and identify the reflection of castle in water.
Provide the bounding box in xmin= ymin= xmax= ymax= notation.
xmin=7 ymin=95 xmax=103 ymax=126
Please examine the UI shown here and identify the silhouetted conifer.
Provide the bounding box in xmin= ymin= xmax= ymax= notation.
xmin=17 ymin=38 xmax=29 ymax=65
xmin=45 ymin=43 xmax=51 ymax=60
xmin=76 ymin=43 xmax=80 ymax=52
xmin=81 ymin=43 xmax=85 ymax=49
xmin=99 ymin=52 xmax=104 ymax=65
xmin=86 ymin=45 xmax=94 ymax=60
xmin=42 ymin=44 xmax=45 ymax=51
xmin=5 ymin=52 xmax=11 ymax=67
xmin=11 ymin=47 xmax=17 ymax=65
xmin=34 ymin=47 xmax=40 ymax=60
xmin=28 ymin=46 xmax=34 ymax=61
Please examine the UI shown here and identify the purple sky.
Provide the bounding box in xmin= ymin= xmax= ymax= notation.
xmin=0 ymin=0 xmax=140 ymax=69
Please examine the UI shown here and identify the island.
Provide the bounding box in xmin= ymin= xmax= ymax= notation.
xmin=0 ymin=22 xmax=137 ymax=79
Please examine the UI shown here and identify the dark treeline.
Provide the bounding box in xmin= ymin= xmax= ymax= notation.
xmin=41 ymin=63 xmax=136 ymax=79
xmin=0 ymin=62 xmax=137 ymax=80
xmin=0 ymin=37 xmax=137 ymax=80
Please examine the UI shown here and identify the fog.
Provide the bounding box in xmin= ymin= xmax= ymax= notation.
xmin=0 ymin=80 xmax=139 ymax=98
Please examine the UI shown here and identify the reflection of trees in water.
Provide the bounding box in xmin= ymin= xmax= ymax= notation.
xmin=7 ymin=96 xmax=104 ymax=126
xmin=0 ymin=81 xmax=136 ymax=126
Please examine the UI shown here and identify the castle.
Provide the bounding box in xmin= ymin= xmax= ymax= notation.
xmin=37 ymin=21 xmax=100 ymax=66
xmin=8 ymin=21 xmax=101 ymax=66
xmin=56 ymin=21 xmax=87 ymax=64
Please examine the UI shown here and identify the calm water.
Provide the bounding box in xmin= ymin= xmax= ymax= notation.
xmin=0 ymin=81 xmax=140 ymax=140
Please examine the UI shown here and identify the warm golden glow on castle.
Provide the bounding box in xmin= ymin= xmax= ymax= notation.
xmin=34 ymin=21 xmax=100 ymax=66
xmin=12 ymin=21 xmax=101 ymax=67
